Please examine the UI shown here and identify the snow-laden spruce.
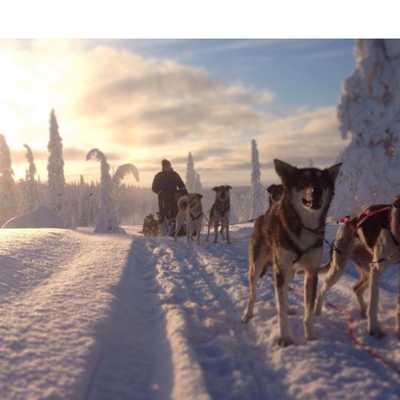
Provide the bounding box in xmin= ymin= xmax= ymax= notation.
xmin=331 ymin=39 xmax=400 ymax=216
xmin=249 ymin=139 xmax=265 ymax=219
xmin=185 ymin=152 xmax=203 ymax=193
xmin=0 ymin=134 xmax=17 ymax=225
xmin=193 ymin=171 xmax=203 ymax=193
xmin=47 ymin=110 xmax=65 ymax=215
xmin=23 ymin=144 xmax=38 ymax=212
xmin=86 ymin=148 xmax=139 ymax=233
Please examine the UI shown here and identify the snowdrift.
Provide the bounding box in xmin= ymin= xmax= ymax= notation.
xmin=1 ymin=206 xmax=65 ymax=229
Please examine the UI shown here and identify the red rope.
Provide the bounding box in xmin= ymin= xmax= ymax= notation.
xmin=293 ymin=287 xmax=400 ymax=377
xmin=325 ymin=299 xmax=400 ymax=377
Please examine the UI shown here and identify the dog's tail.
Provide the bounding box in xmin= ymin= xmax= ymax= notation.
xmin=178 ymin=196 xmax=188 ymax=210
xmin=248 ymin=236 xmax=267 ymax=279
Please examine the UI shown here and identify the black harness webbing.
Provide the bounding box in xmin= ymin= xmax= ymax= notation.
xmin=190 ymin=212 xmax=203 ymax=221
xmin=281 ymin=223 xmax=324 ymax=265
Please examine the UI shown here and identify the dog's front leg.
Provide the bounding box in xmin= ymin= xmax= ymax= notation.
xmin=397 ymin=288 xmax=400 ymax=339
xmin=213 ymin=222 xmax=219 ymax=243
xmin=367 ymin=261 xmax=385 ymax=338
xmin=304 ymin=270 xmax=318 ymax=341
xmin=196 ymin=219 xmax=202 ymax=244
xmin=225 ymin=221 xmax=231 ymax=244
xmin=273 ymin=264 xmax=293 ymax=346
xmin=186 ymin=220 xmax=192 ymax=244
xmin=207 ymin=218 xmax=211 ymax=241
xmin=174 ymin=218 xmax=181 ymax=241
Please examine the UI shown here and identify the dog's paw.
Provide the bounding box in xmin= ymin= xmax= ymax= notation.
xmin=314 ymin=300 xmax=323 ymax=316
xmin=368 ymin=327 xmax=385 ymax=339
xmin=276 ymin=336 xmax=294 ymax=347
xmin=241 ymin=313 xmax=253 ymax=324
xmin=305 ymin=334 xmax=317 ymax=342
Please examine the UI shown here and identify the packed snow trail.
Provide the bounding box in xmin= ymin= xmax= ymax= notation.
xmin=145 ymin=225 xmax=400 ymax=399
xmin=0 ymin=229 xmax=135 ymax=399
xmin=0 ymin=226 xmax=399 ymax=399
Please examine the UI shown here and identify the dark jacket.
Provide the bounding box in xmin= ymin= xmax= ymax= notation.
xmin=152 ymin=169 xmax=186 ymax=194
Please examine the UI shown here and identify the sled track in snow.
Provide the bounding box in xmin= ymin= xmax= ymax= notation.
xmin=162 ymin=239 xmax=289 ymax=400
xmin=84 ymin=237 xmax=172 ymax=400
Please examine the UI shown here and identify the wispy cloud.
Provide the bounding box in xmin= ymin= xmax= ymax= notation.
xmin=1 ymin=39 xmax=348 ymax=187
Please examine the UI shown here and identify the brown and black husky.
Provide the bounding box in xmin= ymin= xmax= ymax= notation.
xmin=207 ymin=185 xmax=232 ymax=244
xmin=315 ymin=197 xmax=400 ymax=338
xmin=242 ymin=159 xmax=341 ymax=346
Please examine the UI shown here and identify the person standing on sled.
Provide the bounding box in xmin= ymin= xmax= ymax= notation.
xmin=152 ymin=159 xmax=187 ymax=235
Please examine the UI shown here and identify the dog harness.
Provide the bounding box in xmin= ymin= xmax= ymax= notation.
xmin=214 ymin=198 xmax=230 ymax=215
xmin=280 ymin=222 xmax=325 ymax=265
xmin=190 ymin=211 xmax=203 ymax=221
xmin=340 ymin=202 xmax=400 ymax=263
xmin=286 ymin=226 xmax=324 ymax=264
xmin=340 ymin=204 xmax=392 ymax=230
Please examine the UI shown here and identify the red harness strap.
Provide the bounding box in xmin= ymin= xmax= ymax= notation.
xmin=339 ymin=205 xmax=392 ymax=229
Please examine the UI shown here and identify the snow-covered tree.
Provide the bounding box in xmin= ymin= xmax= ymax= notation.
xmin=193 ymin=171 xmax=203 ymax=193
xmin=47 ymin=109 xmax=65 ymax=215
xmin=23 ymin=144 xmax=38 ymax=212
xmin=186 ymin=152 xmax=196 ymax=192
xmin=112 ymin=164 xmax=140 ymax=187
xmin=0 ymin=134 xmax=17 ymax=225
xmin=186 ymin=152 xmax=204 ymax=194
xmin=249 ymin=139 xmax=265 ymax=219
xmin=87 ymin=149 xmax=139 ymax=233
xmin=331 ymin=40 xmax=400 ymax=216
xmin=87 ymin=148 xmax=120 ymax=233
xmin=113 ymin=163 xmax=140 ymax=224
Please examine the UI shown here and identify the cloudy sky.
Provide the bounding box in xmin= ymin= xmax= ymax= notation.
xmin=0 ymin=39 xmax=353 ymax=187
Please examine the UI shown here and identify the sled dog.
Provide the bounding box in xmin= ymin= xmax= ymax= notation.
xmin=315 ymin=198 xmax=400 ymax=338
xmin=242 ymin=159 xmax=341 ymax=346
xmin=143 ymin=214 xmax=159 ymax=236
xmin=175 ymin=193 xmax=204 ymax=243
xmin=207 ymin=185 xmax=232 ymax=243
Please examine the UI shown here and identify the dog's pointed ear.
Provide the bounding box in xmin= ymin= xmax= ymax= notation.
xmin=325 ymin=163 xmax=342 ymax=182
xmin=274 ymin=159 xmax=298 ymax=186
xmin=266 ymin=184 xmax=275 ymax=194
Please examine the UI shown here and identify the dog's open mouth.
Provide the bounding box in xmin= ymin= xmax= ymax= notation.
xmin=302 ymin=197 xmax=322 ymax=210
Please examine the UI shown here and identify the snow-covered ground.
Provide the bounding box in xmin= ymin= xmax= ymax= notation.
xmin=0 ymin=224 xmax=399 ymax=399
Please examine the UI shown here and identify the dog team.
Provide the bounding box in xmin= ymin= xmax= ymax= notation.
xmin=147 ymin=157 xmax=400 ymax=346
xmin=148 ymin=158 xmax=232 ymax=244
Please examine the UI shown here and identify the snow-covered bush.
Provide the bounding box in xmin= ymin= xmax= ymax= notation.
xmin=87 ymin=149 xmax=139 ymax=233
